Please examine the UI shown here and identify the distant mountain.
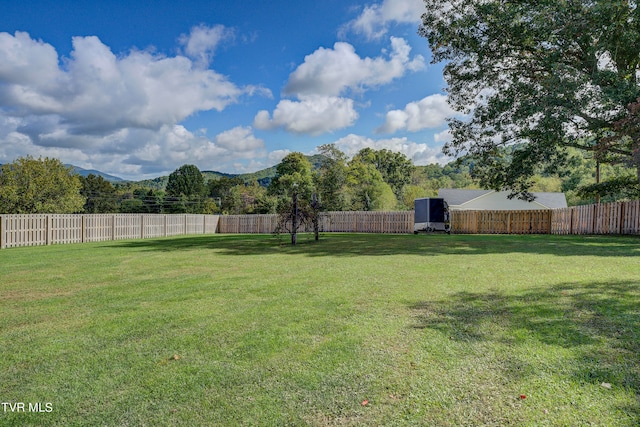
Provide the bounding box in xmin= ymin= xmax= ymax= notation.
xmin=0 ymin=154 xmax=327 ymax=189
xmin=68 ymin=165 xmax=126 ymax=183
xmin=201 ymin=170 xmax=238 ymax=180
xmin=3 ymin=155 xmax=327 ymax=188
xmin=133 ymin=154 xmax=328 ymax=190
xmin=0 ymin=162 xmax=126 ymax=183
xmin=230 ymin=154 xmax=326 ymax=187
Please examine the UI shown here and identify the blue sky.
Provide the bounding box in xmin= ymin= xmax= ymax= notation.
xmin=0 ymin=0 xmax=455 ymax=180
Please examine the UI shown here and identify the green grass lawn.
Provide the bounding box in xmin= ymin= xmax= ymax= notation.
xmin=1 ymin=233 xmax=639 ymax=426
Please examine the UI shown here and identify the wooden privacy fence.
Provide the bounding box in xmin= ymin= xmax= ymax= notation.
xmin=325 ymin=211 xmax=414 ymax=233
xmin=0 ymin=211 xmax=414 ymax=249
xmin=217 ymin=211 xmax=414 ymax=234
xmin=451 ymin=209 xmax=552 ymax=234
xmin=0 ymin=214 xmax=220 ymax=249
xmin=550 ymin=200 xmax=640 ymax=235
xmin=1 ymin=202 xmax=638 ymax=248
xmin=451 ymin=200 xmax=640 ymax=235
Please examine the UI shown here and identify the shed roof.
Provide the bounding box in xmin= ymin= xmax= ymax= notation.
xmin=437 ymin=189 xmax=493 ymax=206
xmin=437 ymin=189 xmax=568 ymax=209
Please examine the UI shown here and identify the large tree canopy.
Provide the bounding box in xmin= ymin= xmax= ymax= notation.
xmin=420 ymin=0 xmax=640 ymax=198
xmin=345 ymin=159 xmax=397 ymax=211
xmin=166 ymin=164 xmax=205 ymax=197
xmin=80 ymin=174 xmax=118 ymax=213
xmin=0 ymin=156 xmax=85 ymax=213
xmin=165 ymin=164 xmax=206 ymax=213
xmin=316 ymin=144 xmax=349 ymax=212
xmin=352 ymin=148 xmax=415 ymax=200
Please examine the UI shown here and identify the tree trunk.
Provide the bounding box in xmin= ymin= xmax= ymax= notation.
xmin=291 ymin=191 xmax=298 ymax=245
xmin=595 ymin=159 xmax=600 ymax=204
xmin=312 ymin=193 xmax=319 ymax=241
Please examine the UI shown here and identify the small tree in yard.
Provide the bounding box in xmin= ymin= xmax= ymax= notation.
xmin=269 ymin=152 xmax=318 ymax=245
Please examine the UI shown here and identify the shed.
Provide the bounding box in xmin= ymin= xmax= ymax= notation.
xmin=437 ymin=189 xmax=567 ymax=211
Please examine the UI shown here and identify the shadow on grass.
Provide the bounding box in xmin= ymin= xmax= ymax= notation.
xmin=109 ymin=233 xmax=640 ymax=258
xmin=409 ymin=279 xmax=640 ymax=416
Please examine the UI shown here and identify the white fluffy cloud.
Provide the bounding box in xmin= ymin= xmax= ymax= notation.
xmin=1 ymin=32 xmax=243 ymax=134
xmin=179 ymin=24 xmax=234 ymax=67
xmin=267 ymin=149 xmax=292 ymax=165
xmin=255 ymin=38 xmax=423 ymax=136
xmin=377 ymin=94 xmax=458 ymax=133
xmin=334 ymin=133 xmax=450 ymax=165
xmin=343 ymin=0 xmax=426 ymax=39
xmin=434 ymin=129 xmax=453 ymax=144
xmin=0 ymin=123 xmax=267 ymax=179
xmin=122 ymin=125 xmax=266 ymax=177
xmin=284 ymin=37 xmax=424 ymax=97
xmin=254 ymin=96 xmax=358 ymax=135
xmin=214 ymin=126 xmax=264 ymax=152
xmin=0 ymin=29 xmax=266 ymax=177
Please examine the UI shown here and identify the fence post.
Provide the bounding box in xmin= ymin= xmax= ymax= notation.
xmin=0 ymin=215 xmax=4 ymax=249
xmin=112 ymin=214 xmax=116 ymax=240
xmin=81 ymin=215 xmax=85 ymax=243
xmin=569 ymin=207 xmax=574 ymax=235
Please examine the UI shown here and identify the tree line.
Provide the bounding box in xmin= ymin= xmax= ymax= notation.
xmin=0 ymin=148 xmax=419 ymax=215
xmin=0 ymin=142 xmax=637 ymax=215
